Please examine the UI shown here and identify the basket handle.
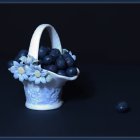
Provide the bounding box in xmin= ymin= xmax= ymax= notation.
xmin=28 ymin=24 xmax=62 ymax=59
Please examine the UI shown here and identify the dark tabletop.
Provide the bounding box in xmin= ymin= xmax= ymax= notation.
xmin=0 ymin=4 xmax=140 ymax=137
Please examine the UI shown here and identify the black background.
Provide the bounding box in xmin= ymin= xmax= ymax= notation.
xmin=1 ymin=4 xmax=140 ymax=136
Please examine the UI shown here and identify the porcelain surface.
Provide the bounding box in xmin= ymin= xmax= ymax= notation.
xmin=24 ymin=81 xmax=63 ymax=110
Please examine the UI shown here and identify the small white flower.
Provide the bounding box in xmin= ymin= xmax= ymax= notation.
xmin=63 ymin=49 xmax=76 ymax=60
xmin=27 ymin=65 xmax=48 ymax=84
xmin=8 ymin=61 xmax=28 ymax=82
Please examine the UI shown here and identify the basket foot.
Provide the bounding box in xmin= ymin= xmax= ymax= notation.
xmin=25 ymin=101 xmax=63 ymax=110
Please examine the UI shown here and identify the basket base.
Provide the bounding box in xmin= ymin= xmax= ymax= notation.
xmin=25 ymin=101 xmax=63 ymax=110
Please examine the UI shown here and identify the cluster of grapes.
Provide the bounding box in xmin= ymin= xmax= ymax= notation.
xmin=38 ymin=46 xmax=77 ymax=77
xmin=8 ymin=46 xmax=78 ymax=77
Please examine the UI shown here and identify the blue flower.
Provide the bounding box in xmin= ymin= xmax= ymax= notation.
xmin=63 ymin=49 xmax=76 ymax=60
xmin=19 ymin=55 xmax=37 ymax=65
xmin=46 ymin=75 xmax=53 ymax=83
xmin=8 ymin=61 xmax=28 ymax=82
xmin=27 ymin=65 xmax=48 ymax=84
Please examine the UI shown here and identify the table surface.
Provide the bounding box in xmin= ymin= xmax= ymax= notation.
xmin=1 ymin=4 xmax=140 ymax=137
xmin=1 ymin=63 xmax=140 ymax=137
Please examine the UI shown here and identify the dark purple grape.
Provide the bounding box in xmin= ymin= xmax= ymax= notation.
xmin=57 ymin=70 xmax=66 ymax=76
xmin=44 ymin=65 xmax=57 ymax=73
xmin=56 ymin=56 xmax=66 ymax=69
xmin=50 ymin=48 xmax=61 ymax=59
xmin=63 ymin=51 xmax=70 ymax=58
xmin=43 ymin=55 xmax=53 ymax=65
xmin=115 ymin=101 xmax=129 ymax=113
xmin=65 ymin=57 xmax=75 ymax=67
xmin=39 ymin=46 xmax=50 ymax=58
xmin=63 ymin=52 xmax=75 ymax=67
xmin=66 ymin=67 xmax=77 ymax=77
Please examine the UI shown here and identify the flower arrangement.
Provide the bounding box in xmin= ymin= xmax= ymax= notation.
xmin=8 ymin=47 xmax=78 ymax=85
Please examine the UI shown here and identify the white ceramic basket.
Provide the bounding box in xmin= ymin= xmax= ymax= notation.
xmin=23 ymin=24 xmax=80 ymax=110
